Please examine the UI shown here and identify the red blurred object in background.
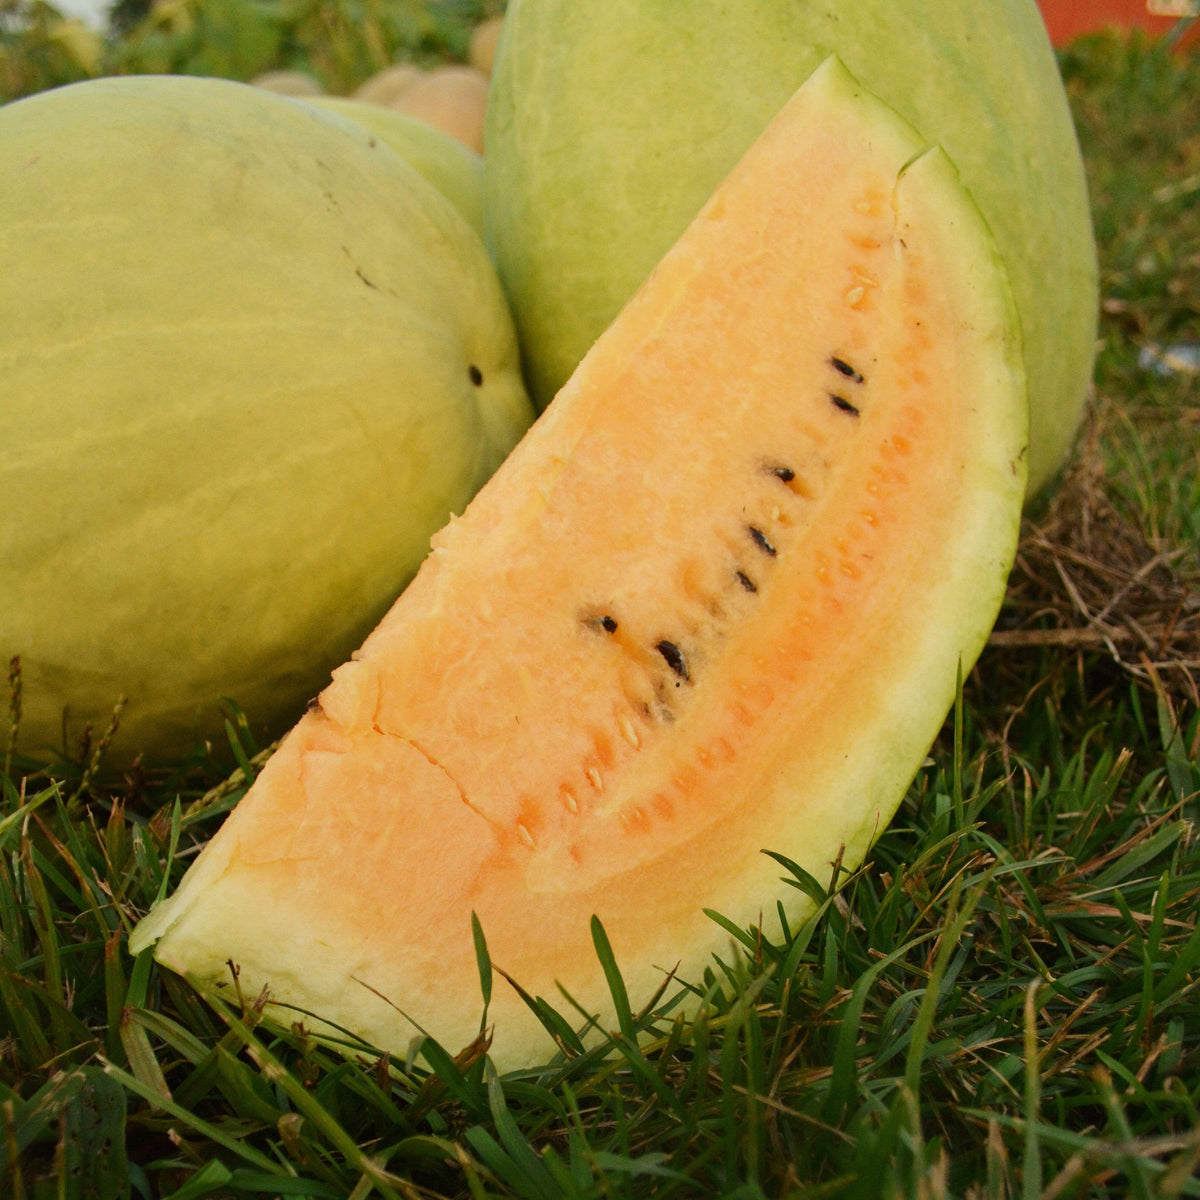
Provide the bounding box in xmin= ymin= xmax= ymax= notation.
xmin=1038 ymin=0 xmax=1198 ymax=49
xmin=1036 ymin=0 xmax=1195 ymax=48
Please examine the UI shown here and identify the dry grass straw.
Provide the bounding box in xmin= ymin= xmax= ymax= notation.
xmin=992 ymin=396 xmax=1200 ymax=707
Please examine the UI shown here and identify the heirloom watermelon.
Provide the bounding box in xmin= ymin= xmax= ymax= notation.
xmin=132 ymin=61 xmax=1026 ymax=1069
xmin=484 ymin=0 xmax=1097 ymax=498
xmin=0 ymin=75 xmax=532 ymax=767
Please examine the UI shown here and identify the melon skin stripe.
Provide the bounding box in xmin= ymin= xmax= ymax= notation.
xmin=131 ymin=58 xmax=1027 ymax=1070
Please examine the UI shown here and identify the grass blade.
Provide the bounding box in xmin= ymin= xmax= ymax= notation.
xmin=589 ymin=916 xmax=635 ymax=1042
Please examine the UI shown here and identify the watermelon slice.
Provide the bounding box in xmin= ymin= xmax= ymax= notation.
xmin=130 ymin=58 xmax=1027 ymax=1069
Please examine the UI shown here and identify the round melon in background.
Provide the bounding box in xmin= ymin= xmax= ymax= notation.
xmin=0 ymin=75 xmax=534 ymax=769
xmin=469 ymin=14 xmax=506 ymax=76
xmin=353 ymin=63 xmax=425 ymax=107
xmin=250 ymin=69 xmax=324 ymax=97
xmin=393 ymin=64 xmax=490 ymax=154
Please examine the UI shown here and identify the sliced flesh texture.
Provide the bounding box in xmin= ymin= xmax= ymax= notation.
xmin=131 ymin=58 xmax=1027 ymax=1069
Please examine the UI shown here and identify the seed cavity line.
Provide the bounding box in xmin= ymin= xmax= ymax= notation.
xmin=579 ymin=352 xmax=868 ymax=729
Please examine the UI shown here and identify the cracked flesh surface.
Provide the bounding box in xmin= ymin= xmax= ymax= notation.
xmin=135 ymin=61 xmax=1025 ymax=1066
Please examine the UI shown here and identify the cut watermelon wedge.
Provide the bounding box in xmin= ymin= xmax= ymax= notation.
xmin=131 ymin=57 xmax=1027 ymax=1070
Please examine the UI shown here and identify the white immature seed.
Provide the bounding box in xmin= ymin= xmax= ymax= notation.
xmin=618 ymin=712 xmax=641 ymax=749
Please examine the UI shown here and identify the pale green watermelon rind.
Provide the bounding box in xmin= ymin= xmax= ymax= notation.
xmin=798 ymin=138 xmax=1029 ymax=898
xmin=483 ymin=0 xmax=1093 ymax=500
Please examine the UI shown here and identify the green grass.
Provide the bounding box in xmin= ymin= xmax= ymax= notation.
xmin=1058 ymin=31 xmax=1200 ymax=569
xmin=2 ymin=13 xmax=1200 ymax=1200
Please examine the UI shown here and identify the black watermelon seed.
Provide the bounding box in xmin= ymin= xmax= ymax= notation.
xmin=830 ymin=393 xmax=861 ymax=417
xmin=736 ymin=570 xmax=758 ymax=593
xmin=468 ymin=364 xmax=484 ymax=386
xmin=748 ymin=526 xmax=777 ymax=556
xmin=831 ymin=356 xmax=865 ymax=384
xmin=600 ymin=615 xmax=618 ymax=633
xmin=768 ymin=462 xmax=815 ymax=500
xmin=656 ymin=640 xmax=689 ymax=680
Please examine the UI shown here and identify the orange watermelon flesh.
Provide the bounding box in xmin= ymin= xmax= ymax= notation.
xmin=130 ymin=58 xmax=1027 ymax=1069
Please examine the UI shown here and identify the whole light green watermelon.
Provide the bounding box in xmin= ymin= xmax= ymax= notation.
xmin=484 ymin=0 xmax=1098 ymax=498
xmin=1 ymin=75 xmax=534 ymax=768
